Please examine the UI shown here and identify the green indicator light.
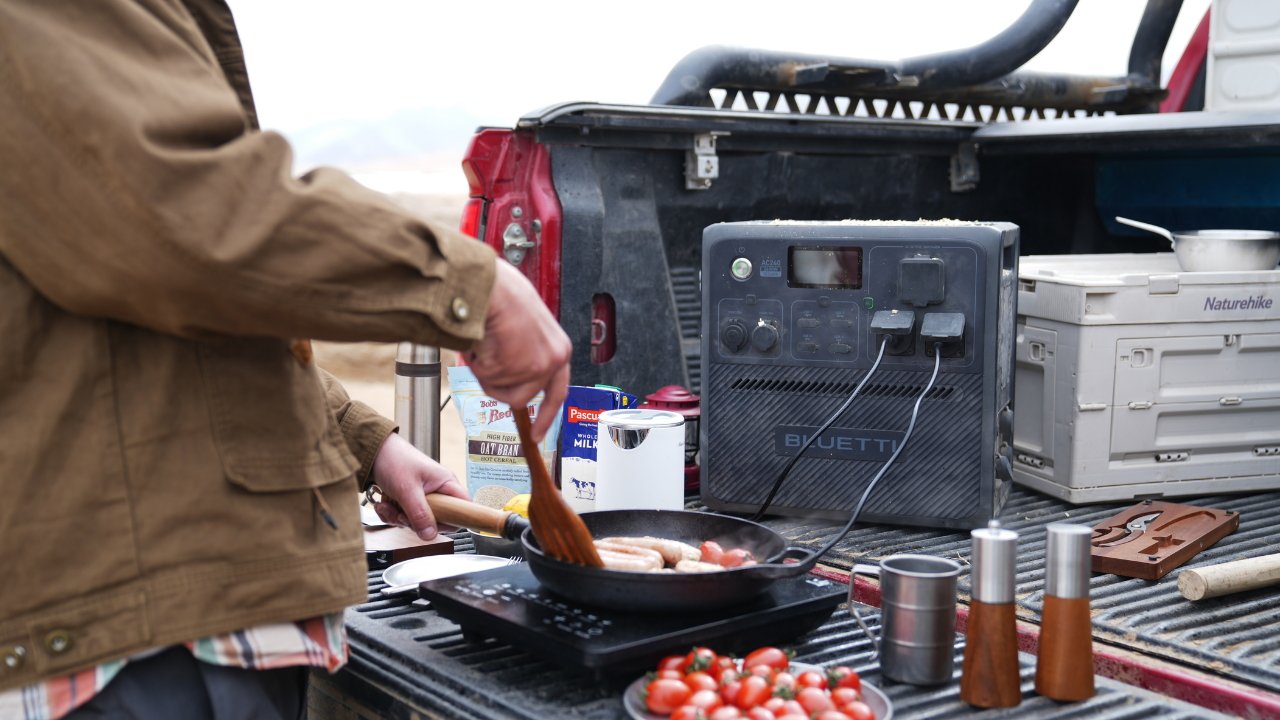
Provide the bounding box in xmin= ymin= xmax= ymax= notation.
xmin=863 ymin=297 xmax=876 ymax=310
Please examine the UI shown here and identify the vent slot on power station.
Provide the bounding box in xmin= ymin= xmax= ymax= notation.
xmin=729 ymin=377 xmax=954 ymax=401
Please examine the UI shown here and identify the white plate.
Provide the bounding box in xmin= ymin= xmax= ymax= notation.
xmin=623 ymin=662 xmax=893 ymax=720
xmin=381 ymin=554 xmax=510 ymax=588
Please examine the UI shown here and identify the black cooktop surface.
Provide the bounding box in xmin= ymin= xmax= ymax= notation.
xmin=418 ymin=563 xmax=846 ymax=678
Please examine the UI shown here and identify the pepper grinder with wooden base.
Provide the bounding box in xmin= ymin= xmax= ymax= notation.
xmin=1035 ymin=523 xmax=1095 ymax=701
xmin=960 ymin=520 xmax=1021 ymax=708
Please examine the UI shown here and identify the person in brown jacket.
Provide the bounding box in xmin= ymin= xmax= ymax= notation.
xmin=0 ymin=1 xmax=570 ymax=717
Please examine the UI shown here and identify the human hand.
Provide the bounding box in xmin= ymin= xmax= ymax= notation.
xmin=370 ymin=432 xmax=470 ymax=540
xmin=465 ymin=258 xmax=571 ymax=441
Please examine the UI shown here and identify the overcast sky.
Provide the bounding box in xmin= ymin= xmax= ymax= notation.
xmin=227 ymin=0 xmax=1208 ymax=193
xmin=227 ymin=0 xmax=1210 ymax=192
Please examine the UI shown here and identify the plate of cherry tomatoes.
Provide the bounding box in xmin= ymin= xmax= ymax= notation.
xmin=623 ymin=645 xmax=892 ymax=720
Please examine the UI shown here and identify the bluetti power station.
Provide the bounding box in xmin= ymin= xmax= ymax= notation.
xmin=700 ymin=221 xmax=1018 ymax=529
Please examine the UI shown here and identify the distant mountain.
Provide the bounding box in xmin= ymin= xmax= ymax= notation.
xmin=282 ymin=105 xmax=488 ymax=173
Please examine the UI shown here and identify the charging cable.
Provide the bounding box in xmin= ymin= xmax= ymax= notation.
xmin=830 ymin=344 xmax=944 ymax=656
xmin=759 ymin=343 xmax=943 ymax=574
xmin=751 ymin=335 xmax=890 ymax=521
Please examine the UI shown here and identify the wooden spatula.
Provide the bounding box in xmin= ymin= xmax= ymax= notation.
xmin=511 ymin=405 xmax=603 ymax=567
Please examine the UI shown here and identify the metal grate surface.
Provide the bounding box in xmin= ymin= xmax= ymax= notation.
xmin=758 ymin=486 xmax=1280 ymax=692
xmin=708 ymin=88 xmax=1115 ymax=124
xmin=339 ymin=537 xmax=1230 ymax=719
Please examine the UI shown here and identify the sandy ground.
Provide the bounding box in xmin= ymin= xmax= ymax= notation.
xmin=313 ymin=342 xmax=469 ymax=487
xmin=314 ymin=192 xmax=472 ymax=487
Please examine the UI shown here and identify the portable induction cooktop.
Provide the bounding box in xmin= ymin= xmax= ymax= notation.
xmin=418 ymin=563 xmax=847 ymax=680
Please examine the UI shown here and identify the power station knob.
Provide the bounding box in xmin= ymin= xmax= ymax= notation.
xmin=720 ymin=320 xmax=747 ymax=352
xmin=751 ymin=321 xmax=778 ymax=352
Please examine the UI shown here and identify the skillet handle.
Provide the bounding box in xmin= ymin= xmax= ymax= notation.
xmin=748 ymin=545 xmax=823 ymax=579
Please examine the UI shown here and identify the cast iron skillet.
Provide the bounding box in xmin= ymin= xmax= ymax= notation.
xmin=521 ymin=509 xmax=820 ymax=612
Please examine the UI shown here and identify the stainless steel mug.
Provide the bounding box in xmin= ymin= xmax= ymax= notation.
xmin=852 ymin=554 xmax=962 ymax=685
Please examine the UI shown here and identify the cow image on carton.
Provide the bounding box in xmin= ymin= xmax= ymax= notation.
xmin=559 ymin=385 xmax=638 ymax=512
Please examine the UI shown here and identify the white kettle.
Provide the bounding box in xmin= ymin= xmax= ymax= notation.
xmin=594 ymin=409 xmax=685 ymax=511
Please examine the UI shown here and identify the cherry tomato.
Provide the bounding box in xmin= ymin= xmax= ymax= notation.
xmin=732 ymin=675 xmax=773 ymax=710
xmin=770 ymin=671 xmax=797 ymax=698
xmin=720 ymin=680 xmax=742 ymax=705
xmin=644 ymin=678 xmax=693 ymax=715
xmin=685 ymin=671 xmax=719 ymax=693
xmin=700 ymin=540 xmax=725 ymax=564
xmin=762 ymin=697 xmax=787 ymax=715
xmin=796 ymin=686 xmax=835 ymax=715
xmin=779 ymin=699 xmax=805 ymax=716
xmin=745 ymin=664 xmax=776 ymax=683
xmin=776 ymin=714 xmax=809 ymax=720
xmin=841 ymin=700 xmax=875 ymax=720
xmin=670 ymin=706 xmax=703 ymax=720
xmin=743 ymin=646 xmax=792 ymax=672
xmin=815 ymin=712 xmax=852 ymax=720
xmin=659 ymin=655 xmax=688 ymax=673
xmin=685 ymin=647 xmax=719 ymax=673
xmin=720 ymin=548 xmax=755 ymax=568
xmin=827 ymin=665 xmax=862 ymax=693
xmin=656 ymin=669 xmax=684 ymax=680
xmin=830 ymin=687 xmax=861 ymax=706
xmin=709 ymin=707 xmax=743 ymax=720
xmin=712 ymin=656 xmax=739 ymax=683
xmin=745 ymin=708 xmax=775 ymax=720
xmin=688 ymin=688 xmax=724 ymax=714
xmin=796 ymin=670 xmax=828 ymax=690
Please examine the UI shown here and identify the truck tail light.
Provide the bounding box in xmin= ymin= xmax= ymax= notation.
xmin=459 ymin=197 xmax=483 ymax=238
xmin=459 ymin=128 xmax=562 ymax=318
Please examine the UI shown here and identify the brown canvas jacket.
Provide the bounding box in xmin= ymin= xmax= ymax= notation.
xmin=0 ymin=0 xmax=496 ymax=689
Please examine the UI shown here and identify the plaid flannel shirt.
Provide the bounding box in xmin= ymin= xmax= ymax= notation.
xmin=0 ymin=614 xmax=347 ymax=720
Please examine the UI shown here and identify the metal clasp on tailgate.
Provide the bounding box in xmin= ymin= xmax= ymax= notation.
xmin=685 ymin=133 xmax=724 ymax=190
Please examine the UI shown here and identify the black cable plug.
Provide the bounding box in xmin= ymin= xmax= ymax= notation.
xmin=871 ymin=309 xmax=916 ymax=355
xmin=920 ymin=312 xmax=965 ymax=356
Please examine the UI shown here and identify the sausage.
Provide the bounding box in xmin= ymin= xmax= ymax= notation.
xmin=675 ymin=559 xmax=725 ymax=573
xmin=596 ymin=548 xmax=663 ymax=572
xmin=600 ymin=536 xmax=700 ymax=566
xmin=594 ymin=541 xmax=664 ymax=572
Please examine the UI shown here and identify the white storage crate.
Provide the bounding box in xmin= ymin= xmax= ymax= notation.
xmin=1013 ymin=253 xmax=1280 ymax=503
xmin=1207 ymin=0 xmax=1280 ymax=111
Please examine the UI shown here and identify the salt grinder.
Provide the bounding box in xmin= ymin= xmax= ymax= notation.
xmin=1035 ymin=523 xmax=1095 ymax=701
xmin=960 ymin=520 xmax=1021 ymax=708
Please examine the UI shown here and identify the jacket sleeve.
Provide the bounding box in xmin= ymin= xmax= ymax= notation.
xmin=0 ymin=1 xmax=495 ymax=348
xmin=319 ymin=369 xmax=397 ymax=491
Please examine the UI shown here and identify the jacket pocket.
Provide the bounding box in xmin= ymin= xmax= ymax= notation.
xmin=199 ymin=338 xmax=360 ymax=492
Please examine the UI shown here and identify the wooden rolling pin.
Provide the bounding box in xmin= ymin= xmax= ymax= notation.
xmin=1178 ymin=553 xmax=1280 ymax=601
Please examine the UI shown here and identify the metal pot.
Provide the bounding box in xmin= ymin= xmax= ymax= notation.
xmin=1116 ymin=216 xmax=1280 ymax=272
xmin=520 ymin=509 xmax=819 ymax=612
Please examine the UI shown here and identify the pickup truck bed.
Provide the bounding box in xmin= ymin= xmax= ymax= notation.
xmin=311 ymin=486 xmax=1280 ymax=718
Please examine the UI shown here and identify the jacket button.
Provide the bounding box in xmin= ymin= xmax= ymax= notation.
xmin=45 ymin=630 xmax=72 ymax=654
xmin=451 ymin=297 xmax=471 ymax=322
xmin=1 ymin=645 xmax=26 ymax=670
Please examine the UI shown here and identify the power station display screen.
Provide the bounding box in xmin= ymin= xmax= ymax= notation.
xmin=787 ymin=246 xmax=863 ymax=289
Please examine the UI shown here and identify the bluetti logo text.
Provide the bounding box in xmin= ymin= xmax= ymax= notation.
xmin=1204 ymin=295 xmax=1273 ymax=312
xmin=774 ymin=426 xmax=905 ymax=462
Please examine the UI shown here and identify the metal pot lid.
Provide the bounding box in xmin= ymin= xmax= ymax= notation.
xmin=598 ymin=408 xmax=685 ymax=429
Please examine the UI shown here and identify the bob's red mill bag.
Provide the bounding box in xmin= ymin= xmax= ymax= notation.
xmin=447 ymin=365 xmax=560 ymax=508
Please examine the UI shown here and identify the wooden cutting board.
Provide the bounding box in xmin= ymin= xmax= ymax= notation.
xmin=364 ymin=525 xmax=454 ymax=570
